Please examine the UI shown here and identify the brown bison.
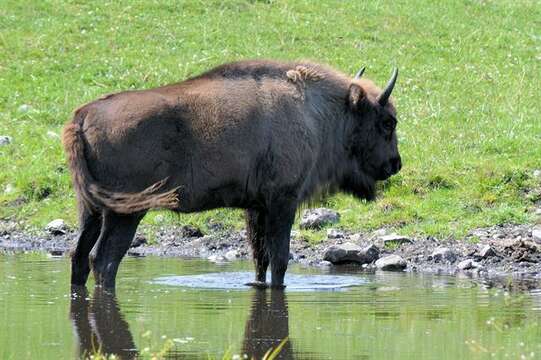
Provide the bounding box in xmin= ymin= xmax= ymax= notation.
xmin=62 ymin=60 xmax=401 ymax=289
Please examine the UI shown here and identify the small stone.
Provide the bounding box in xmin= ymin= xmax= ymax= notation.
xmin=207 ymin=254 xmax=227 ymax=263
xmin=375 ymin=255 xmax=407 ymax=271
xmin=327 ymin=228 xmax=344 ymax=239
xmin=533 ymin=169 xmax=541 ymax=178
xmin=431 ymin=247 xmax=457 ymax=263
xmin=224 ymin=249 xmax=239 ymax=261
xmin=45 ymin=219 xmax=67 ymax=235
xmin=300 ymin=208 xmax=340 ymax=230
xmin=4 ymin=184 xmax=14 ymax=194
xmin=457 ymin=259 xmax=475 ymax=270
xmin=373 ymin=228 xmax=387 ymax=237
xmin=131 ymin=235 xmax=147 ymax=248
xmin=0 ymin=136 xmax=12 ymax=146
xmin=532 ymin=227 xmax=541 ymax=244
xmin=18 ymin=104 xmax=32 ymax=113
xmin=46 ymin=131 xmax=60 ymax=139
xmin=379 ymin=234 xmax=413 ymax=247
xmin=535 ymin=209 xmax=541 ymax=216
xmin=479 ymin=244 xmax=496 ymax=258
xmin=319 ymin=260 xmax=332 ymax=267
xmin=48 ymin=249 xmax=64 ymax=257
xmin=323 ymin=242 xmax=379 ymax=264
xmin=181 ymin=225 xmax=204 ymax=238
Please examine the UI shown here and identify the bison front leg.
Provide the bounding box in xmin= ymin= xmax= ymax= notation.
xmin=245 ymin=209 xmax=269 ymax=287
xmin=265 ymin=200 xmax=296 ymax=288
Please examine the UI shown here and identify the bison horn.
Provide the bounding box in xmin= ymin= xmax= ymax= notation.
xmin=378 ymin=68 xmax=398 ymax=106
xmin=353 ymin=67 xmax=365 ymax=80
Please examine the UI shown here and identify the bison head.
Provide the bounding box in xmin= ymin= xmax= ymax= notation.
xmin=341 ymin=68 xmax=401 ymax=201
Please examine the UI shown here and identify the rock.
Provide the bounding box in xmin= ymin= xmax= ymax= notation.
xmin=46 ymin=131 xmax=60 ymax=139
xmin=4 ymin=184 xmax=14 ymax=194
xmin=224 ymin=249 xmax=239 ymax=261
xmin=207 ymin=254 xmax=227 ymax=263
xmin=533 ymin=169 xmax=541 ymax=179
xmin=535 ymin=209 xmax=541 ymax=216
xmin=131 ymin=235 xmax=147 ymax=248
xmin=323 ymin=242 xmax=379 ymax=264
xmin=431 ymin=247 xmax=457 ymax=263
xmin=327 ymin=228 xmax=344 ymax=239
xmin=319 ymin=260 xmax=333 ymax=267
xmin=181 ymin=225 xmax=204 ymax=238
xmin=373 ymin=228 xmax=387 ymax=237
xmin=375 ymin=255 xmax=407 ymax=271
xmin=18 ymin=104 xmax=32 ymax=113
xmin=48 ymin=249 xmax=64 ymax=257
xmin=45 ymin=219 xmax=67 ymax=235
xmin=379 ymin=234 xmax=413 ymax=247
xmin=0 ymin=136 xmax=12 ymax=146
xmin=479 ymin=244 xmax=496 ymax=258
xmin=457 ymin=259 xmax=476 ymax=270
xmin=300 ymin=208 xmax=340 ymax=229
xmin=532 ymin=227 xmax=541 ymax=244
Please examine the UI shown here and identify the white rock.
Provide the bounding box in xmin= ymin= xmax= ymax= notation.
xmin=375 ymin=255 xmax=407 ymax=271
xmin=533 ymin=169 xmax=541 ymax=178
xmin=47 ymin=131 xmax=60 ymax=139
xmin=207 ymin=254 xmax=227 ymax=263
xmin=0 ymin=136 xmax=12 ymax=146
xmin=46 ymin=219 xmax=67 ymax=235
xmin=18 ymin=104 xmax=32 ymax=113
xmin=479 ymin=244 xmax=496 ymax=258
xmin=4 ymin=184 xmax=14 ymax=194
xmin=532 ymin=227 xmax=541 ymax=244
xmin=224 ymin=249 xmax=239 ymax=261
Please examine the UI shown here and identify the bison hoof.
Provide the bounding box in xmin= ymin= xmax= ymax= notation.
xmin=245 ymin=281 xmax=269 ymax=289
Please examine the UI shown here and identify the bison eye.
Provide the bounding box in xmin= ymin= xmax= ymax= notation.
xmin=382 ymin=117 xmax=396 ymax=132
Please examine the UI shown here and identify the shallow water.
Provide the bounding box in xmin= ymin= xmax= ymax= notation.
xmin=1 ymin=253 xmax=540 ymax=359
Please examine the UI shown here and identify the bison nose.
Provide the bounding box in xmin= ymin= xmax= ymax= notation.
xmin=391 ymin=157 xmax=402 ymax=174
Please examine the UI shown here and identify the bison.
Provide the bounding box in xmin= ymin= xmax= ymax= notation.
xmin=62 ymin=60 xmax=401 ymax=289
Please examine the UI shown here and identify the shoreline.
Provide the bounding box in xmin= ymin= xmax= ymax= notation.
xmin=1 ymin=220 xmax=541 ymax=290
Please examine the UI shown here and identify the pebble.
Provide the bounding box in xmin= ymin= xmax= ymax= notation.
xmin=45 ymin=219 xmax=67 ymax=235
xmin=479 ymin=244 xmax=496 ymax=258
xmin=375 ymin=254 xmax=407 ymax=271
xmin=458 ymin=259 xmax=476 ymax=270
xmin=300 ymin=208 xmax=340 ymax=230
xmin=431 ymin=247 xmax=457 ymax=263
xmin=327 ymin=228 xmax=344 ymax=239
xmin=18 ymin=104 xmax=32 ymax=113
xmin=224 ymin=249 xmax=239 ymax=261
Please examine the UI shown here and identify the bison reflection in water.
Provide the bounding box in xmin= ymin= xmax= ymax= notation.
xmin=70 ymin=287 xmax=137 ymax=359
xmin=63 ymin=60 xmax=401 ymax=289
xmin=243 ymin=289 xmax=293 ymax=359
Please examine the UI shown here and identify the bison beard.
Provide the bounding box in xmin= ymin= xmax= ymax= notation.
xmin=63 ymin=59 xmax=400 ymax=290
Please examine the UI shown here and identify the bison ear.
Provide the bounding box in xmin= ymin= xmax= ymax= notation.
xmin=348 ymin=83 xmax=367 ymax=111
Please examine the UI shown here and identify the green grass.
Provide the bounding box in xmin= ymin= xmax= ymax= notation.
xmin=1 ymin=0 xmax=540 ymax=239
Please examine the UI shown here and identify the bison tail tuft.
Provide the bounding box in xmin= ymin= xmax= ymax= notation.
xmin=62 ymin=113 xmax=181 ymax=214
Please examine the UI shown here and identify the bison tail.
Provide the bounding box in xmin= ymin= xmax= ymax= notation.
xmin=61 ymin=113 xmax=180 ymax=214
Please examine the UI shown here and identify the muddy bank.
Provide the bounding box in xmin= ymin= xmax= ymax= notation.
xmin=1 ymin=219 xmax=541 ymax=289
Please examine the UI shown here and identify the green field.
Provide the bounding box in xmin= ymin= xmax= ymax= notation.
xmin=1 ymin=0 xmax=540 ymax=240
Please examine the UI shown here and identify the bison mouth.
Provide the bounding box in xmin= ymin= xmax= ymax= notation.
xmin=340 ymin=171 xmax=377 ymax=201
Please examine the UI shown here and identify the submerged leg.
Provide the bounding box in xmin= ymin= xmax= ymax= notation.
xmin=71 ymin=205 xmax=102 ymax=287
xmin=90 ymin=211 xmax=145 ymax=289
xmin=245 ymin=208 xmax=269 ymax=287
xmin=265 ymin=199 xmax=296 ymax=288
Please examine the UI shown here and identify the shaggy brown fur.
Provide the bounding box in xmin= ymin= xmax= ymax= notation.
xmin=62 ymin=59 xmax=401 ymax=289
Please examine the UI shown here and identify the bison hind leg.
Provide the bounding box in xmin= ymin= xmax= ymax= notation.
xmin=245 ymin=208 xmax=269 ymax=287
xmin=90 ymin=211 xmax=145 ymax=289
xmin=71 ymin=205 xmax=102 ymax=287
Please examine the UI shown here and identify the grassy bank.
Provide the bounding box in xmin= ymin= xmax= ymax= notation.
xmin=1 ymin=0 xmax=540 ymax=240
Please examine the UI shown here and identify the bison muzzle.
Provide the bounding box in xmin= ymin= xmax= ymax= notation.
xmin=62 ymin=60 xmax=401 ymax=289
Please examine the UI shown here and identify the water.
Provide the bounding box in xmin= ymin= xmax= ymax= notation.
xmin=1 ymin=253 xmax=541 ymax=359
